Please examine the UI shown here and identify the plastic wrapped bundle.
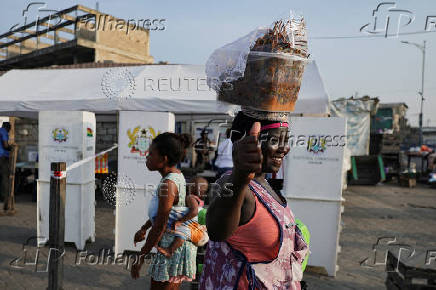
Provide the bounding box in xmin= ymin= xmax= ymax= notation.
xmin=206 ymin=14 xmax=309 ymax=112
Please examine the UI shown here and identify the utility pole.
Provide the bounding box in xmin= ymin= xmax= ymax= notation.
xmin=401 ymin=40 xmax=426 ymax=147
xmin=420 ymin=41 xmax=426 ymax=147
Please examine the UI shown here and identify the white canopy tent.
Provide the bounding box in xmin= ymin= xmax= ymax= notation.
xmin=1 ymin=62 xmax=339 ymax=271
xmin=0 ymin=62 xmax=329 ymax=117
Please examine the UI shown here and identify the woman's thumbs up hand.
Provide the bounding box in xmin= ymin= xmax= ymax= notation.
xmin=232 ymin=122 xmax=262 ymax=181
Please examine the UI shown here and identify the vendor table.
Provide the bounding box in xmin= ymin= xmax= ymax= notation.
xmin=406 ymin=152 xmax=429 ymax=178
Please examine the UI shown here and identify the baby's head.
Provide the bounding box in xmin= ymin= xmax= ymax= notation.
xmin=187 ymin=176 xmax=209 ymax=200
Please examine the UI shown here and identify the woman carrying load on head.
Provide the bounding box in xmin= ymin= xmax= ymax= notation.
xmin=200 ymin=13 xmax=311 ymax=290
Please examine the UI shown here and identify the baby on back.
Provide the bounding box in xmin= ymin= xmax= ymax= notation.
xmin=157 ymin=176 xmax=209 ymax=257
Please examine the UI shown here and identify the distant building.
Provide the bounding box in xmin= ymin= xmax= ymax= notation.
xmin=0 ymin=5 xmax=153 ymax=70
xmin=371 ymin=102 xmax=408 ymax=134
xmin=0 ymin=4 xmax=156 ymax=168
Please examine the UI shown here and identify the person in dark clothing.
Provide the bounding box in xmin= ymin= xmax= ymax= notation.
xmin=194 ymin=130 xmax=212 ymax=170
xmin=0 ymin=122 xmax=12 ymax=203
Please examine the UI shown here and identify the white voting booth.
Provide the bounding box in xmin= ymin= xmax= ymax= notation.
xmin=37 ymin=111 xmax=96 ymax=250
xmin=284 ymin=117 xmax=346 ymax=276
xmin=115 ymin=111 xmax=175 ymax=254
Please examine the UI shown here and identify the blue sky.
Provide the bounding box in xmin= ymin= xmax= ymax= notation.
xmin=1 ymin=0 xmax=435 ymax=126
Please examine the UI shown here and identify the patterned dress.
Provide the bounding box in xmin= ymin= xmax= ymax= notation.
xmin=199 ymin=178 xmax=309 ymax=289
xmin=147 ymin=172 xmax=198 ymax=283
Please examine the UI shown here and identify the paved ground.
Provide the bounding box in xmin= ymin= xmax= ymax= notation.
xmin=304 ymin=183 xmax=436 ymax=289
xmin=1 ymin=183 xmax=435 ymax=289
